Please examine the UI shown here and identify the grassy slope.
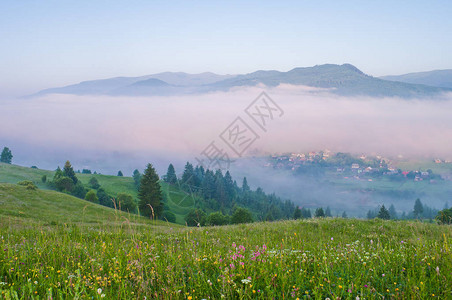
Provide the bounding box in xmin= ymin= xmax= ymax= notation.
xmin=0 ymin=183 xmax=170 ymax=228
xmin=0 ymin=163 xmax=196 ymax=224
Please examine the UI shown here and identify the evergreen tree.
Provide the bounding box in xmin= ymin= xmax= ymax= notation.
xmin=242 ymin=177 xmax=250 ymax=192
xmin=165 ymin=163 xmax=178 ymax=184
xmin=223 ymin=171 xmax=235 ymax=200
xmin=181 ymin=162 xmax=195 ymax=190
xmin=97 ymin=188 xmax=112 ymax=207
xmin=315 ymin=207 xmax=325 ymax=218
xmin=63 ymin=161 xmax=78 ymax=184
xmin=132 ymin=169 xmax=142 ymax=190
xmin=293 ymin=206 xmax=302 ymax=220
xmin=72 ymin=182 xmax=87 ymax=199
xmin=377 ymin=205 xmax=390 ymax=220
xmin=325 ymin=206 xmax=332 ymax=217
xmin=138 ymin=163 xmax=163 ymax=219
xmin=413 ymin=198 xmax=424 ymax=219
xmin=201 ymin=169 xmax=216 ymax=199
xmin=117 ymin=170 xmax=123 ymax=177
xmin=0 ymin=147 xmax=13 ymax=164
xmin=89 ymin=177 xmax=100 ymax=189
xmin=342 ymin=211 xmax=347 ymax=218
xmin=214 ymin=170 xmax=227 ymax=206
xmin=53 ymin=166 xmax=63 ymax=181
xmin=388 ymin=204 xmax=398 ymax=220
xmin=301 ymin=207 xmax=311 ymax=218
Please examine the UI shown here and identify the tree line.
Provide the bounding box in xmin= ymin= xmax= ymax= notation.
xmin=164 ymin=162 xmax=296 ymax=225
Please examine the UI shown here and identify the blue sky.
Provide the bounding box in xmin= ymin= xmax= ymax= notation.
xmin=1 ymin=0 xmax=452 ymax=96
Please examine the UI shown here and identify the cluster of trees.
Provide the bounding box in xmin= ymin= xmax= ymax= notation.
xmin=184 ymin=206 xmax=254 ymax=226
xmin=293 ymin=206 xmax=348 ymax=219
xmin=46 ymin=161 xmax=138 ymax=213
xmin=0 ymin=147 xmax=13 ymax=164
xmin=164 ymin=162 xmax=296 ymax=225
xmin=366 ymin=199 xmax=440 ymax=220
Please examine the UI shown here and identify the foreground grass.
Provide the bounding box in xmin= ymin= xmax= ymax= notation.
xmin=1 ymin=213 xmax=451 ymax=299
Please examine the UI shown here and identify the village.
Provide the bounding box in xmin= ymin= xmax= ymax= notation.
xmin=266 ymin=150 xmax=447 ymax=182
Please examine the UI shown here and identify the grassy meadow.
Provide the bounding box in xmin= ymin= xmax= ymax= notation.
xmin=0 ymin=163 xmax=197 ymax=225
xmin=1 ymin=183 xmax=452 ymax=299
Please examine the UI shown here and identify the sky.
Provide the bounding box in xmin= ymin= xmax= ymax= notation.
xmin=1 ymin=0 xmax=452 ymax=97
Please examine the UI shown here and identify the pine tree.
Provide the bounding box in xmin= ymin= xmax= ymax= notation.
xmin=413 ymin=198 xmax=424 ymax=219
xmin=53 ymin=166 xmax=63 ymax=181
xmin=242 ymin=177 xmax=250 ymax=192
xmin=293 ymin=207 xmax=302 ymax=219
xmin=0 ymin=147 xmax=13 ymax=164
xmin=132 ymin=169 xmax=142 ymax=190
xmin=223 ymin=171 xmax=235 ymax=200
xmin=117 ymin=170 xmax=123 ymax=177
xmin=325 ymin=206 xmax=332 ymax=217
xmin=388 ymin=204 xmax=398 ymax=220
xmin=377 ymin=205 xmax=390 ymax=220
xmin=138 ymin=163 xmax=163 ymax=219
xmin=63 ymin=161 xmax=78 ymax=184
xmin=181 ymin=162 xmax=195 ymax=190
xmin=165 ymin=164 xmax=178 ymax=184
xmin=315 ymin=207 xmax=325 ymax=218
xmin=341 ymin=211 xmax=347 ymax=218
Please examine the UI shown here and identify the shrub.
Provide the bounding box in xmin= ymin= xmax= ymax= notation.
xmin=162 ymin=211 xmax=177 ymax=223
xmin=206 ymin=212 xmax=229 ymax=226
xmin=231 ymin=207 xmax=253 ymax=224
xmin=18 ymin=180 xmax=37 ymax=190
xmin=185 ymin=209 xmax=206 ymax=226
xmin=85 ymin=190 xmax=99 ymax=203
xmin=436 ymin=208 xmax=452 ymax=224
xmin=117 ymin=193 xmax=137 ymax=213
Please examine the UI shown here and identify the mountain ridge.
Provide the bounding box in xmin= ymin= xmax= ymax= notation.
xmin=29 ymin=64 xmax=452 ymax=98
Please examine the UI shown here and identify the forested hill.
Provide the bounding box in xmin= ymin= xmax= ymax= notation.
xmin=0 ymin=161 xmax=295 ymax=225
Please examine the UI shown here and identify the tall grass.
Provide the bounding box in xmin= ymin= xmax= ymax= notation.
xmin=1 ymin=217 xmax=451 ymax=299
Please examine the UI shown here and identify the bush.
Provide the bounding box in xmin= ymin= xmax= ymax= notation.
xmin=206 ymin=212 xmax=229 ymax=226
xmin=85 ymin=190 xmax=99 ymax=203
xmin=117 ymin=193 xmax=137 ymax=213
xmin=41 ymin=175 xmax=47 ymax=183
xmin=89 ymin=177 xmax=100 ymax=189
xmin=436 ymin=208 xmax=452 ymax=224
xmin=54 ymin=176 xmax=74 ymax=192
xmin=17 ymin=180 xmax=37 ymax=190
xmin=71 ymin=182 xmax=87 ymax=199
xmin=185 ymin=209 xmax=206 ymax=226
xmin=231 ymin=207 xmax=253 ymax=224
xmin=162 ymin=211 xmax=177 ymax=223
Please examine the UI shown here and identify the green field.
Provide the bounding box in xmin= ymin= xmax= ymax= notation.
xmin=1 ymin=182 xmax=452 ymax=299
xmin=0 ymin=163 xmax=198 ymax=225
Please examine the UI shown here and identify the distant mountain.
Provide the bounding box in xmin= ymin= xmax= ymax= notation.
xmin=380 ymin=69 xmax=452 ymax=89
xmin=31 ymin=64 xmax=452 ymax=98
xmin=32 ymin=72 xmax=235 ymax=97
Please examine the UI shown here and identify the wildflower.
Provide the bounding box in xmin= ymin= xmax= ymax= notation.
xmin=241 ymin=279 xmax=251 ymax=284
xmin=101 ymin=294 xmax=105 ymax=298
xmin=436 ymin=266 xmax=440 ymax=275
xmin=97 ymin=288 xmax=102 ymax=295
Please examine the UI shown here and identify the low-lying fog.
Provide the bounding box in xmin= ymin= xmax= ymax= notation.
xmin=2 ymin=85 xmax=452 ymax=215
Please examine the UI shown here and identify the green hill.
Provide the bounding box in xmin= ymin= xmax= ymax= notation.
xmin=0 ymin=162 xmax=200 ymax=225
xmin=0 ymin=182 xmax=170 ymax=228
